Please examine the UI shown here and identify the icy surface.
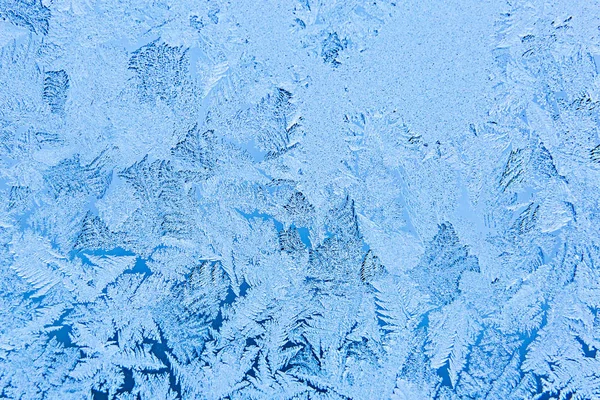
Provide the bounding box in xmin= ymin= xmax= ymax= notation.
xmin=1 ymin=0 xmax=600 ymax=398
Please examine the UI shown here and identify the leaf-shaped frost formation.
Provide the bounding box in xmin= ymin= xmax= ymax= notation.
xmin=44 ymin=152 xmax=112 ymax=198
xmin=128 ymin=41 xmax=188 ymax=104
xmin=73 ymin=213 xmax=117 ymax=251
xmin=8 ymin=185 xmax=31 ymax=211
xmin=279 ymin=227 xmax=306 ymax=253
xmin=412 ymin=223 xmax=480 ymax=305
xmin=43 ymin=70 xmax=69 ymax=114
xmin=360 ymin=250 xmax=385 ymax=283
xmin=0 ymin=0 xmax=50 ymax=35
xmin=171 ymin=125 xmax=217 ymax=178
xmin=321 ymin=32 xmax=345 ymax=66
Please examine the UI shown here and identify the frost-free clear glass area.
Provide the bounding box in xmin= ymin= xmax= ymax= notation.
xmin=0 ymin=0 xmax=599 ymax=399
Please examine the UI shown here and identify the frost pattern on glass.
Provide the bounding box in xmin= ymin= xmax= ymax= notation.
xmin=0 ymin=0 xmax=599 ymax=399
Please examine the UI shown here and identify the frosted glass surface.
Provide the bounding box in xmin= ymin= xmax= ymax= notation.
xmin=1 ymin=0 xmax=599 ymax=398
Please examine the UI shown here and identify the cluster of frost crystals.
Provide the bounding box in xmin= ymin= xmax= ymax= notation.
xmin=1 ymin=0 xmax=600 ymax=398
